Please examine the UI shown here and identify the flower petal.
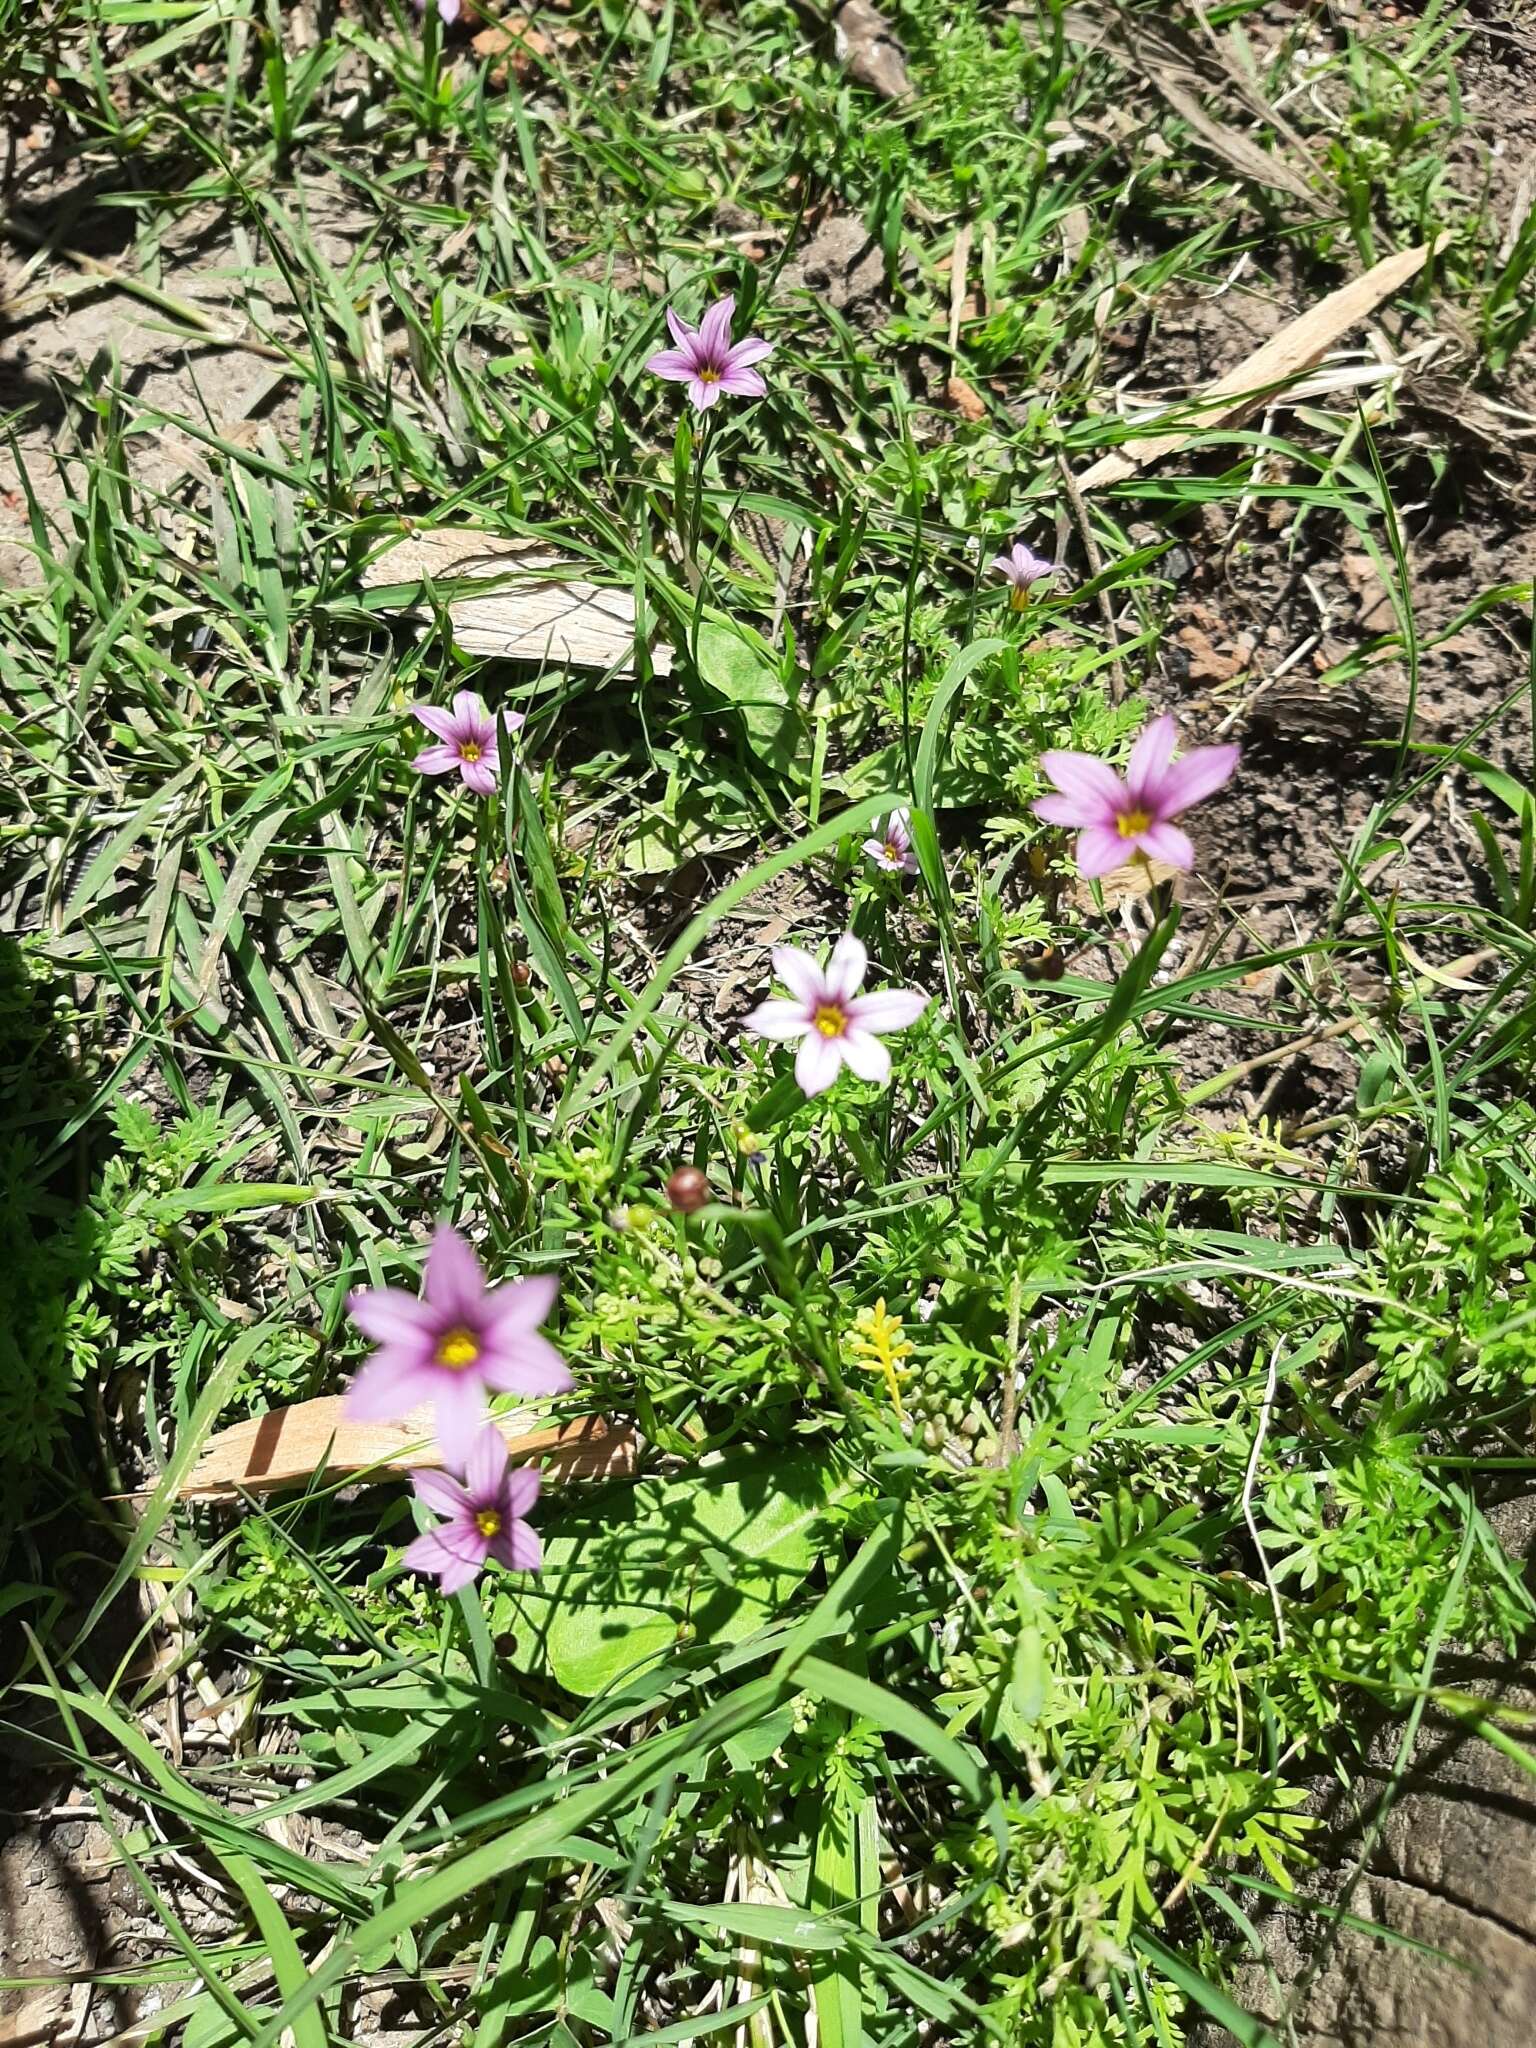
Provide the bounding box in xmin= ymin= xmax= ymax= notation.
xmin=665 ymin=307 xmax=694 ymax=349
xmin=724 ymin=336 xmax=773 ymax=369
xmin=347 ymin=1284 xmax=436 ymax=1351
xmin=846 ymin=987 xmax=927 ymax=1035
xmin=412 ymin=743 xmax=460 ymax=776
xmin=504 ymin=1465 xmax=541 ymax=1518
xmin=484 ymin=1273 xmax=559 ymax=1341
xmin=451 ymin=690 xmax=486 ymax=729
xmin=431 ymin=1375 xmax=489 ymax=1469
xmin=991 ymin=554 xmax=1020 ymax=580
xmin=435 ymin=1548 xmax=485 ymax=1595
xmin=1075 ymin=825 xmax=1130 ymax=879
xmin=459 ymin=759 xmax=498 ymax=795
xmin=646 ymin=348 xmax=696 ymax=381
xmin=839 ymin=1029 xmax=891 ymax=1085
xmin=1032 ymin=791 xmax=1102 ymax=830
xmin=412 ymin=1467 xmax=470 ymax=1518
xmin=1039 ymin=750 xmax=1124 ymax=814
xmin=689 ymin=378 xmax=723 ymax=410
xmin=770 ymin=945 xmax=827 ymax=1007
xmin=825 ymin=933 xmax=868 ymax=1000
xmin=424 ymin=1226 xmax=486 ymax=1321
xmin=698 ymin=294 xmax=736 ymax=358
xmin=500 ymin=1521 xmax=543 ymax=1572
xmin=464 ymin=1424 xmax=510 ymax=1501
xmin=344 ymin=1354 xmax=441 ymax=1423
xmin=481 ymin=1332 xmax=574 ymax=1397
xmin=413 ymin=702 xmax=461 ymax=741
xmin=744 ymin=998 xmax=811 ymax=1042
xmin=716 ymin=366 xmax=766 ymax=398
xmin=795 ymin=1031 xmax=845 ymax=1097
xmin=1124 ymin=715 xmax=1179 ymax=804
xmin=1137 ymin=821 xmax=1195 ymax=870
xmin=402 ymin=1528 xmax=471 ymax=1584
xmin=1154 ymin=743 xmax=1240 ymax=817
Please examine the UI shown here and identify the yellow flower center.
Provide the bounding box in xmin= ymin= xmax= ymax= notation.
xmin=884 ymin=842 xmax=902 ymax=862
xmin=459 ymin=741 xmax=483 ymax=763
xmin=1117 ymin=808 xmax=1152 ymax=837
xmin=475 ymin=1509 xmax=502 ymax=1538
xmin=813 ymin=1003 xmax=847 ymax=1039
xmin=435 ymin=1327 xmax=480 ymax=1370
xmin=697 ymin=366 xmax=720 ymax=384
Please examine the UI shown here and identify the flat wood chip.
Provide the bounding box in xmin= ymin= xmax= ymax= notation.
xmin=1078 ymin=239 xmax=1444 ymax=492
xmin=179 ymin=1398 xmax=639 ymax=1502
xmin=362 ymin=528 xmax=673 ymax=675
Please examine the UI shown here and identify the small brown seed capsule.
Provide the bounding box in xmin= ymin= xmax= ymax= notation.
xmin=665 ymin=1165 xmax=711 ymax=1213
xmin=510 ymin=961 xmax=532 ymax=987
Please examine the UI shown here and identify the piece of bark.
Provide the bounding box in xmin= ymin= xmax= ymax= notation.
xmin=833 ymin=1 xmax=911 ymax=99
xmin=361 ymin=528 xmax=673 ymax=675
xmin=178 ymin=1398 xmax=639 ymax=1502
xmin=1077 ymin=240 xmax=1443 ymax=491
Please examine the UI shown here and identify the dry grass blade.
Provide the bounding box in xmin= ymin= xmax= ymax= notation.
xmin=178 ymin=1398 xmax=640 ymax=1500
xmin=1078 ymin=239 xmax=1445 ymax=490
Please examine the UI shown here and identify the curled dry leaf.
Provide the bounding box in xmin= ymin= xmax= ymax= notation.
xmin=362 ymin=527 xmax=674 ymax=675
xmin=946 ymin=374 xmax=987 ymax=421
xmin=833 ymin=0 xmax=912 ymax=99
xmin=178 ymin=1396 xmax=639 ymax=1502
xmin=473 ymin=16 xmax=555 ymax=85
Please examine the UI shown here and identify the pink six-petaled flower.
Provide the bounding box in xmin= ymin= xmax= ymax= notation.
xmin=991 ymin=542 xmax=1056 ymax=609
xmin=403 ymin=1426 xmax=542 ymax=1595
xmin=413 ymin=0 xmax=463 ymax=25
xmin=345 ymin=1225 xmax=571 ymax=1468
xmin=1033 ymin=714 xmax=1239 ymax=879
xmin=744 ymin=934 xmax=928 ymax=1098
xmin=645 ymin=294 xmax=773 ymax=411
xmin=862 ymin=807 xmax=918 ymax=876
xmin=411 ymin=692 xmax=525 ymax=795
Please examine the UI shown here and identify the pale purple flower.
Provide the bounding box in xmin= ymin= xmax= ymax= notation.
xmin=1033 ymin=714 xmax=1239 ymax=879
xmin=402 ymin=1427 xmax=541 ymax=1596
xmin=645 ymin=294 xmax=773 ymax=411
xmin=413 ymin=0 xmax=463 ymax=25
xmin=411 ymin=692 xmax=525 ymax=795
xmin=992 ymin=542 xmax=1056 ymax=609
xmin=345 ymin=1226 xmax=571 ymax=1467
xmin=862 ymin=808 xmax=918 ymax=876
xmin=743 ymin=933 xmax=928 ymax=1098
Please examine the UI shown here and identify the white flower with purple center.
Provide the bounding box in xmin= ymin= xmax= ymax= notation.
xmin=345 ymin=1225 xmax=571 ymax=1467
xmin=744 ymin=933 xmax=929 ymax=1098
xmin=862 ymin=807 xmax=918 ymax=876
xmin=645 ymin=293 xmax=773 ymax=412
xmin=411 ymin=691 xmax=525 ymax=796
xmin=402 ymin=1426 xmax=542 ymax=1595
xmin=991 ymin=541 xmax=1057 ymax=609
xmin=1033 ymin=714 xmax=1239 ymax=879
